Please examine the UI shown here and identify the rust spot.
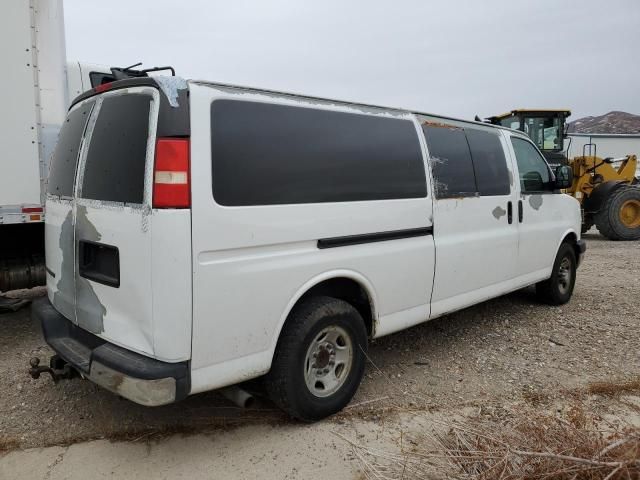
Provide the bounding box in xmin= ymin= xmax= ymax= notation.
xmin=421 ymin=120 xmax=461 ymax=130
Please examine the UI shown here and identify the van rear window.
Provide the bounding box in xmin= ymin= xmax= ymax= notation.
xmin=80 ymin=94 xmax=151 ymax=204
xmin=47 ymin=101 xmax=95 ymax=197
xmin=210 ymin=100 xmax=427 ymax=206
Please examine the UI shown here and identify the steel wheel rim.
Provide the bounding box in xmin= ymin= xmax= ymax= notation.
xmin=619 ymin=199 xmax=640 ymax=228
xmin=303 ymin=325 xmax=354 ymax=398
xmin=557 ymin=257 xmax=572 ymax=295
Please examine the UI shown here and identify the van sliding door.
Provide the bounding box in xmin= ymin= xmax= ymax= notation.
xmin=422 ymin=119 xmax=519 ymax=317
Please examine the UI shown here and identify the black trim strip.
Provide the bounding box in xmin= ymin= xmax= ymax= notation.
xmin=317 ymin=227 xmax=433 ymax=249
xmin=46 ymin=266 xmax=56 ymax=278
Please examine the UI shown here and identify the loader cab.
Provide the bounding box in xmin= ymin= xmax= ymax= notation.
xmin=487 ymin=109 xmax=571 ymax=167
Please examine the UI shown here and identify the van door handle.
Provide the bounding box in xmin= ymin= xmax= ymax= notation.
xmin=507 ymin=201 xmax=513 ymax=224
xmin=518 ymin=200 xmax=523 ymax=223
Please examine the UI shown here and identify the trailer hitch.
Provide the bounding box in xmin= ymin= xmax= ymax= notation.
xmin=29 ymin=355 xmax=77 ymax=383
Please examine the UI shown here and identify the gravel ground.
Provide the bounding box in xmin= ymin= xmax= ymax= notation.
xmin=1 ymin=230 xmax=639 ymax=451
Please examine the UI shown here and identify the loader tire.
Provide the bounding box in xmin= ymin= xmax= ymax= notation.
xmin=594 ymin=185 xmax=640 ymax=240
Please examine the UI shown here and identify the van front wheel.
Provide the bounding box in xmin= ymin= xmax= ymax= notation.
xmin=266 ymin=296 xmax=368 ymax=422
xmin=535 ymin=242 xmax=577 ymax=305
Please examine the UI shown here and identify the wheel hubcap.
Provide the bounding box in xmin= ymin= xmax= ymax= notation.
xmin=557 ymin=257 xmax=572 ymax=295
xmin=619 ymin=199 xmax=640 ymax=228
xmin=304 ymin=326 xmax=353 ymax=398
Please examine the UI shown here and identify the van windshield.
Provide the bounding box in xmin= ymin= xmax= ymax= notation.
xmin=47 ymin=101 xmax=95 ymax=197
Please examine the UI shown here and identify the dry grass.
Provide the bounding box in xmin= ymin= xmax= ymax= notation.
xmin=588 ymin=378 xmax=640 ymax=397
xmin=341 ymin=402 xmax=640 ymax=480
xmin=0 ymin=437 xmax=20 ymax=453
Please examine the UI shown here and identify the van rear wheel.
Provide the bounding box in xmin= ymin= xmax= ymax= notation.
xmin=535 ymin=242 xmax=577 ymax=305
xmin=266 ymin=296 xmax=367 ymax=422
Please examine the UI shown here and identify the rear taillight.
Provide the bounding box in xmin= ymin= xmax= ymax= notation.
xmin=153 ymin=138 xmax=190 ymax=208
xmin=21 ymin=207 xmax=43 ymax=213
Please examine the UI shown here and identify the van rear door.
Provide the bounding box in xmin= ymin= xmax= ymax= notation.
xmin=73 ymin=87 xmax=158 ymax=356
xmin=46 ymin=100 xmax=95 ymax=321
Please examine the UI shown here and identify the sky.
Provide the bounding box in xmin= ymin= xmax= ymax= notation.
xmin=64 ymin=0 xmax=640 ymax=121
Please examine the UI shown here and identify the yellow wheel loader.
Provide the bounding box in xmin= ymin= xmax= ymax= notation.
xmin=487 ymin=109 xmax=640 ymax=240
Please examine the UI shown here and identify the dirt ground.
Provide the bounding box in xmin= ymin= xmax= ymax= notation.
xmin=1 ymin=230 xmax=639 ymax=456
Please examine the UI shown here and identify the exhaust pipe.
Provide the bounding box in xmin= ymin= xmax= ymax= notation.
xmin=219 ymin=386 xmax=255 ymax=408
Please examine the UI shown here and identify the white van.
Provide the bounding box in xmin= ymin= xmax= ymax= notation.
xmin=33 ymin=77 xmax=585 ymax=421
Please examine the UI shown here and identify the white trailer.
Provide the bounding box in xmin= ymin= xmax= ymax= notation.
xmin=0 ymin=0 xmax=113 ymax=292
xmin=567 ymin=133 xmax=640 ymax=178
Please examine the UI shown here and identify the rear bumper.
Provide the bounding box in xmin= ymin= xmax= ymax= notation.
xmin=576 ymin=239 xmax=587 ymax=267
xmin=32 ymin=297 xmax=190 ymax=406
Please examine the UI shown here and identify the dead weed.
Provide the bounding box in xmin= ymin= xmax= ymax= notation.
xmin=342 ymin=401 xmax=640 ymax=480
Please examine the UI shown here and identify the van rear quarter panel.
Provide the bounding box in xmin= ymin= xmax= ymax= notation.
xmin=188 ymin=84 xmax=435 ymax=393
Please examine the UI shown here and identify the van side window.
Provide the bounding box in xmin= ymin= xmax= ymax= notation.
xmin=422 ymin=124 xmax=477 ymax=198
xmin=466 ymin=128 xmax=510 ymax=196
xmin=510 ymin=137 xmax=552 ymax=193
xmin=210 ymin=100 xmax=427 ymax=206
xmin=81 ymin=94 xmax=151 ymax=204
xmin=47 ymin=101 xmax=95 ymax=197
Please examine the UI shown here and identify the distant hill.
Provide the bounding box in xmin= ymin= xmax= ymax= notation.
xmin=568 ymin=111 xmax=640 ymax=134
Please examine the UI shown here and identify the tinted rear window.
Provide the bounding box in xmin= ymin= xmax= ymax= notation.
xmin=465 ymin=128 xmax=510 ymax=196
xmin=81 ymin=94 xmax=151 ymax=204
xmin=211 ymin=100 xmax=426 ymax=206
xmin=422 ymin=124 xmax=477 ymax=198
xmin=47 ymin=101 xmax=95 ymax=197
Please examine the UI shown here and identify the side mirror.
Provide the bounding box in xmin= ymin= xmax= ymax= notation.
xmin=554 ymin=165 xmax=573 ymax=190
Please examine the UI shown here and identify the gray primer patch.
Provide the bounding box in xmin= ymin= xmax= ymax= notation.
xmin=492 ymin=206 xmax=507 ymax=220
xmin=75 ymin=205 xmax=107 ymax=334
xmin=529 ymin=195 xmax=543 ymax=210
xmin=508 ymin=170 xmax=514 ymax=186
xmin=52 ymin=209 xmax=76 ymax=322
xmin=155 ymin=76 xmax=188 ymax=107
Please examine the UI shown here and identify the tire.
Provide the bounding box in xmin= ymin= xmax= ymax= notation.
xmin=594 ymin=185 xmax=640 ymax=240
xmin=265 ymin=296 xmax=368 ymax=422
xmin=536 ymin=242 xmax=577 ymax=305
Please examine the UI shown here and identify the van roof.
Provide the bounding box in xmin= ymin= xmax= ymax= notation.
xmin=191 ymin=79 xmax=522 ymax=135
xmin=71 ymin=76 xmax=529 ymax=138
